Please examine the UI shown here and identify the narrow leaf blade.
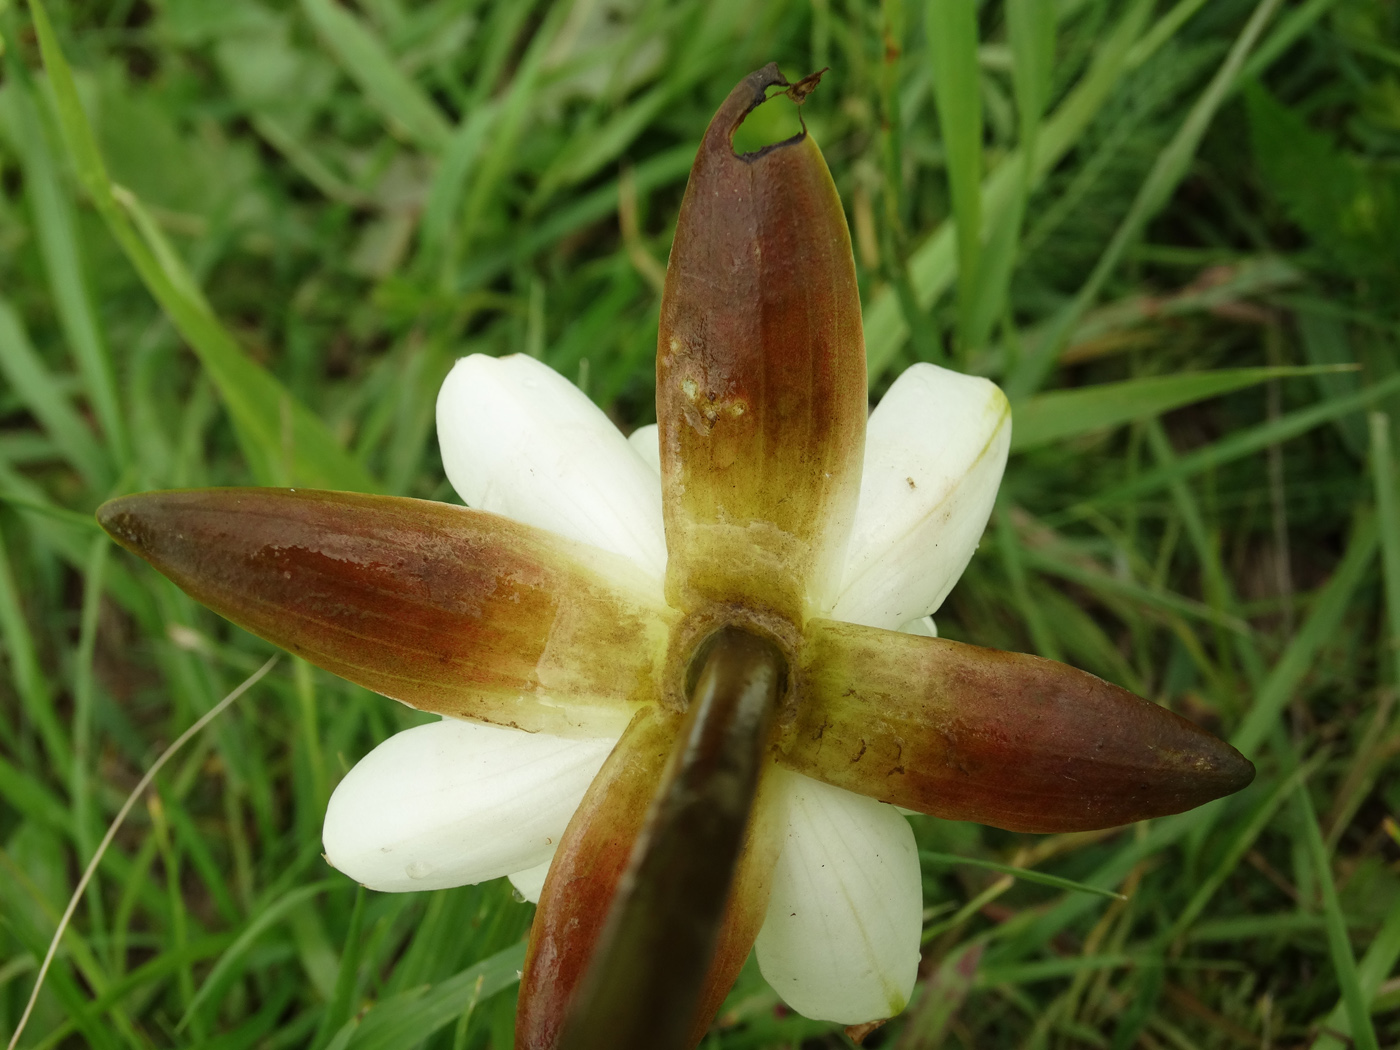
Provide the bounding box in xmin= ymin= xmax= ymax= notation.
xmin=1011 ymin=366 xmax=1357 ymax=453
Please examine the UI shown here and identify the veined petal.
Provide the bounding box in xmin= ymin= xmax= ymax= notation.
xmin=627 ymin=423 xmax=661 ymax=474
xmin=901 ymin=615 xmax=938 ymax=637
xmin=784 ymin=619 xmax=1254 ymax=831
xmin=322 ymin=720 xmax=610 ymax=892
xmin=831 ymin=364 xmax=1010 ymax=629
xmin=657 ymin=64 xmax=865 ymax=622
xmin=437 ymin=354 xmax=667 ymax=579
xmin=98 ymin=488 xmax=674 ymax=737
xmin=509 ymin=855 xmax=554 ymax=905
xmin=755 ymin=769 xmax=920 ymax=1025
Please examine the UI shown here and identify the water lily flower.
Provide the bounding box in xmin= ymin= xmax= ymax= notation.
xmin=98 ymin=65 xmax=1253 ymax=1049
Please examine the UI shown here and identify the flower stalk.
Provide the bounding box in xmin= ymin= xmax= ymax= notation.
xmin=553 ymin=628 xmax=785 ymax=1050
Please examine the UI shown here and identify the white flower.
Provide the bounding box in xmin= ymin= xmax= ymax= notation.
xmin=323 ymin=351 xmax=1010 ymax=1025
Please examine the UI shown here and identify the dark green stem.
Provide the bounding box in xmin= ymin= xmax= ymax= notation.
xmin=555 ymin=626 xmax=786 ymax=1050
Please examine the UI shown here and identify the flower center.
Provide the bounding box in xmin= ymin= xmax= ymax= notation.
xmin=662 ymin=603 xmax=802 ymax=721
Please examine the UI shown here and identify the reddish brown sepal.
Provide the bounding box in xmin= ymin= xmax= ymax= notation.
xmin=97 ymin=488 xmax=672 ymax=737
xmin=657 ymin=63 xmax=866 ymax=623
xmin=517 ymin=710 xmax=675 ymax=1050
xmin=784 ymin=619 xmax=1255 ymax=832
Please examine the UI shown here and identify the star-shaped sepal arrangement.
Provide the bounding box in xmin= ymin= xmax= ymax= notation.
xmin=98 ymin=65 xmax=1253 ymax=1050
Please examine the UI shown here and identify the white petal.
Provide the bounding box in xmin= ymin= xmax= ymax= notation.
xmin=755 ymin=770 xmax=922 ymax=1025
xmin=831 ymin=363 xmax=1010 ymax=629
xmin=627 ymin=423 xmax=661 ymax=475
xmin=509 ymin=854 xmax=554 ymax=904
xmin=323 ymin=718 xmax=612 ymax=893
xmin=900 ymin=615 xmax=938 ymax=637
xmin=436 ymin=354 xmax=667 ymax=578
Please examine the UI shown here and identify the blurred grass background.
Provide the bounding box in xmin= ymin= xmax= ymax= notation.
xmin=1 ymin=0 xmax=1398 ymax=1046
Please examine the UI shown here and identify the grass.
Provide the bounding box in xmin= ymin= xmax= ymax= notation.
xmin=0 ymin=0 xmax=1398 ymax=1047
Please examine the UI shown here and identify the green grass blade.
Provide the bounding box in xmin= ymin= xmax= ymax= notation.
xmin=1047 ymin=256 xmax=1301 ymax=362
xmin=418 ymin=101 xmax=501 ymax=272
xmin=82 ymin=935 xmax=236 ymax=1019
xmin=1020 ymin=546 xmax=1250 ymax=634
xmin=309 ymin=886 xmax=366 ymax=1050
xmin=1007 ymin=0 xmax=1054 ymax=162
xmin=0 ymin=492 xmax=107 ymax=532
xmin=900 ymin=942 xmax=982 ymax=1046
xmin=865 ymin=0 xmax=1156 ymax=381
xmin=28 ymin=0 xmax=377 ymax=493
xmin=535 ymin=83 xmax=672 ymax=205
xmin=1166 ymin=757 xmax=1318 ymax=941
xmin=0 ymin=753 xmax=72 ymax=830
xmin=1186 ymin=912 xmax=1329 ymax=942
xmin=0 ymin=518 xmax=75 ymax=781
xmin=920 ymin=851 xmax=1126 ymax=901
xmin=1311 ymin=901 xmax=1400 ymax=1050
xmin=976 ymin=953 xmax=1139 ymax=986
xmin=1297 ymin=786 xmax=1379 ymax=1050
xmin=461 ymin=0 xmax=540 ymax=111
xmin=117 ymin=190 xmax=375 ymax=489
xmin=179 ymin=880 xmax=337 ymax=1031
xmin=1081 ymin=373 xmax=1400 ymax=513
xmin=342 ymin=941 xmax=526 ymax=1050
xmin=0 ymin=300 xmax=111 ymax=491
xmin=926 ymin=0 xmax=983 ymax=351
xmin=530 ymin=8 xmax=740 ymax=205
xmin=1 ymin=64 xmax=128 ymax=464
xmin=163 ymin=801 xmax=240 ymax=924
xmin=0 ymin=477 xmax=150 ymax=626
xmin=1297 ymin=311 xmax=1367 ymax=456
xmin=1123 ymin=0 xmax=1211 ymax=67
xmin=452 ymin=1 xmax=569 ymax=260
xmin=990 ymin=811 xmax=1203 ymax=964
xmin=70 ymin=535 xmax=108 ymax=875
xmin=0 ymin=910 xmax=122 ymax=1050
xmin=1369 ymin=413 xmax=1400 ymax=685
xmin=201 ymin=983 xmax=301 ymax=1050
xmin=247 ymin=113 xmax=368 ymax=207
xmin=455 ymin=144 xmax=696 ymax=293
xmin=1231 ymin=513 xmax=1377 ymax=757
xmin=963 ymin=0 xmax=1053 ymax=352
xmin=1005 ymin=0 xmax=1287 ymax=398
xmin=1011 ymin=366 xmax=1357 ymax=453
xmin=1143 ymin=418 xmax=1276 ymax=690
xmin=995 ymin=503 xmax=1064 ymax=661
xmin=1238 ymin=0 xmax=1343 ymax=83
xmin=299 ymin=0 xmax=452 ymax=153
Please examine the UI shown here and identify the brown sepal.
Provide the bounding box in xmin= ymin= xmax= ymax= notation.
xmin=98 ymin=488 xmax=672 ymax=737
xmin=657 ymin=63 xmax=866 ymax=623
xmin=784 ymin=619 xmax=1255 ymax=832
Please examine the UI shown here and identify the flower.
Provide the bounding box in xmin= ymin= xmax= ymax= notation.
xmin=98 ymin=64 xmax=1253 ymax=1048
xmin=321 ymin=349 xmax=1012 ymax=1026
